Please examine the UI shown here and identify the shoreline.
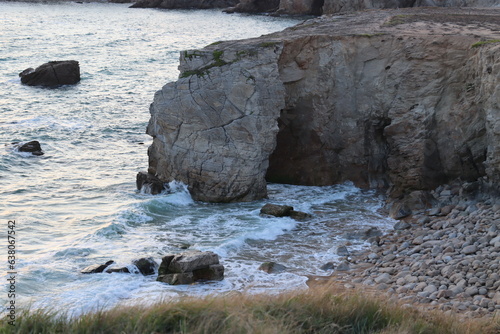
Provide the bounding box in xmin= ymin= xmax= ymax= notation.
xmin=309 ymin=177 xmax=500 ymax=319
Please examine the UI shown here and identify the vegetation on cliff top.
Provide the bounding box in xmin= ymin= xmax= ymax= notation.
xmin=1 ymin=285 xmax=498 ymax=334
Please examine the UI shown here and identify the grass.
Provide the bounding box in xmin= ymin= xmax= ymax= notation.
xmin=1 ymin=284 xmax=498 ymax=334
xmin=471 ymin=39 xmax=500 ymax=48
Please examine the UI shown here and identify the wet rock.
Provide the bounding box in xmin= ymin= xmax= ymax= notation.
xmin=19 ymin=60 xmax=80 ymax=87
xmin=336 ymin=261 xmax=350 ymax=271
xmin=136 ymin=171 xmax=167 ymax=195
xmin=17 ymin=141 xmax=44 ymax=156
xmin=260 ymin=204 xmax=293 ymax=217
xmin=106 ymin=267 xmax=131 ymax=274
xmin=81 ymin=260 xmax=114 ymax=274
xmin=389 ymin=201 xmax=411 ymax=219
xmin=289 ymin=210 xmax=312 ymax=221
xmin=394 ymin=221 xmax=411 ymax=230
xmin=336 ymin=245 xmax=350 ymax=256
xmin=157 ymin=251 xmax=224 ymax=285
xmin=320 ymin=262 xmax=335 ymax=270
xmin=258 ymin=261 xmax=287 ymax=274
xmin=132 ymin=257 xmax=158 ymax=276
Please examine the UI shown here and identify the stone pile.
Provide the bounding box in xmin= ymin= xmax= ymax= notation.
xmin=334 ymin=178 xmax=500 ymax=318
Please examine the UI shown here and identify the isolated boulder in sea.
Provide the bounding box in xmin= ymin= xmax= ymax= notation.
xmin=81 ymin=260 xmax=114 ymax=274
xmin=132 ymin=257 xmax=158 ymax=276
xmin=260 ymin=203 xmax=294 ymax=217
xmin=17 ymin=141 xmax=44 ymax=156
xmin=19 ymin=60 xmax=80 ymax=87
xmin=136 ymin=171 xmax=167 ymax=194
xmin=157 ymin=251 xmax=224 ymax=285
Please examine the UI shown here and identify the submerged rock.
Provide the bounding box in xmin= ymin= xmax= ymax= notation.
xmin=17 ymin=141 xmax=44 ymax=156
xmin=258 ymin=261 xmax=287 ymax=274
xmin=157 ymin=251 xmax=224 ymax=285
xmin=19 ymin=60 xmax=80 ymax=87
xmin=81 ymin=260 xmax=114 ymax=274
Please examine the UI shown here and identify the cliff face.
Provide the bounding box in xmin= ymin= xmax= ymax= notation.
xmin=146 ymin=8 xmax=500 ymax=202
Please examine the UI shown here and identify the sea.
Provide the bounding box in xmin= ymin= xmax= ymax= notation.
xmin=0 ymin=1 xmax=395 ymax=318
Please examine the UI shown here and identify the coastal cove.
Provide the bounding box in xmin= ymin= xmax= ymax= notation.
xmin=0 ymin=2 xmax=396 ymax=317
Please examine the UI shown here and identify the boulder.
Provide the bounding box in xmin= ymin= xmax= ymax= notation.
xmin=17 ymin=141 xmax=44 ymax=156
xmin=19 ymin=60 xmax=80 ymax=87
xmin=260 ymin=203 xmax=293 ymax=217
xmin=136 ymin=171 xmax=167 ymax=195
xmin=105 ymin=267 xmax=131 ymax=274
xmin=81 ymin=260 xmax=114 ymax=274
xmin=132 ymin=257 xmax=158 ymax=276
xmin=157 ymin=251 xmax=224 ymax=285
xmin=258 ymin=261 xmax=287 ymax=274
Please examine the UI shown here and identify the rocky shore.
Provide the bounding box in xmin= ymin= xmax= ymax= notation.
xmin=319 ymin=178 xmax=500 ymax=319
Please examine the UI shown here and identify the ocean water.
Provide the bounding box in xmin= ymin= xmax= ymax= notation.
xmin=0 ymin=2 xmax=394 ymax=317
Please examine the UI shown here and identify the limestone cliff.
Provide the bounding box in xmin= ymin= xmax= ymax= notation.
xmin=145 ymin=8 xmax=500 ymax=202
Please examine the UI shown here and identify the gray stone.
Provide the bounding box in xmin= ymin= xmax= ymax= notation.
xmin=462 ymin=245 xmax=478 ymax=255
xmin=167 ymin=251 xmax=219 ymax=273
xmin=336 ymin=245 xmax=350 ymax=256
xmin=374 ymin=273 xmax=391 ymax=284
xmin=394 ymin=221 xmax=411 ymax=230
xmin=465 ymin=286 xmax=479 ymax=296
xmin=157 ymin=251 xmax=224 ymax=285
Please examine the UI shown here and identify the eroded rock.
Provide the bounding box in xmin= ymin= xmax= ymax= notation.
xmin=157 ymin=251 xmax=224 ymax=285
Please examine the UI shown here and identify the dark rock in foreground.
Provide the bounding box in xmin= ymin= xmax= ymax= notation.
xmin=19 ymin=60 xmax=80 ymax=87
xmin=157 ymin=251 xmax=224 ymax=285
xmin=17 ymin=141 xmax=44 ymax=156
xmin=132 ymin=257 xmax=158 ymax=276
xmin=136 ymin=171 xmax=167 ymax=195
xmin=81 ymin=260 xmax=114 ymax=274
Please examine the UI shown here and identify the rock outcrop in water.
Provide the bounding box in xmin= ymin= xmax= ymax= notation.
xmin=157 ymin=251 xmax=224 ymax=285
xmin=19 ymin=60 xmax=80 ymax=87
xmin=145 ymin=8 xmax=500 ymax=202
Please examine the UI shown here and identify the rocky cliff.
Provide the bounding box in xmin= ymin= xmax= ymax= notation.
xmin=145 ymin=8 xmax=500 ymax=202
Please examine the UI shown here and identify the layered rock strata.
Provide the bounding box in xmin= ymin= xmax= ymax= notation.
xmin=146 ymin=8 xmax=500 ymax=202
